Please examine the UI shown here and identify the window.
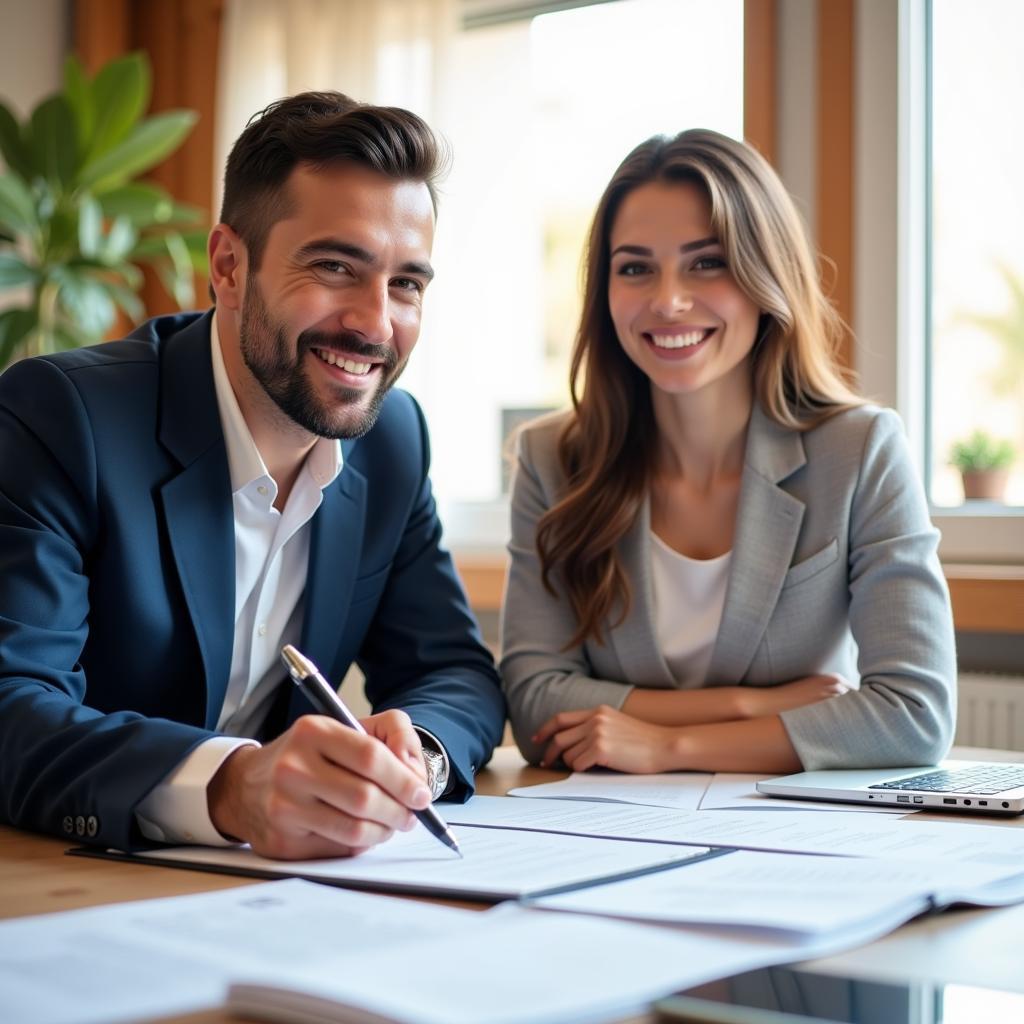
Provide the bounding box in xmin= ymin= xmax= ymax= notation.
xmin=877 ymin=0 xmax=1024 ymax=564
xmin=926 ymin=0 xmax=1024 ymax=512
xmin=401 ymin=0 xmax=744 ymax=540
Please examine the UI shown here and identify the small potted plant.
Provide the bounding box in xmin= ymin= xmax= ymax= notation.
xmin=949 ymin=430 xmax=1015 ymax=501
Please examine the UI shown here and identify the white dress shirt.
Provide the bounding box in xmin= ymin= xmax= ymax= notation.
xmin=135 ymin=319 xmax=342 ymax=844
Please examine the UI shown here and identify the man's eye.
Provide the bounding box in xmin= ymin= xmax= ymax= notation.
xmin=314 ymin=261 xmax=347 ymax=275
xmin=392 ymin=277 xmax=424 ymax=293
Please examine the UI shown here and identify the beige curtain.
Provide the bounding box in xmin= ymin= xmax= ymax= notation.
xmin=213 ymin=0 xmax=457 ymax=218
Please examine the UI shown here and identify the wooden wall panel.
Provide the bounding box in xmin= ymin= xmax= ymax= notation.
xmin=744 ymin=0 xmax=777 ymax=165
xmin=816 ymin=0 xmax=854 ymax=370
xmin=74 ymin=0 xmax=131 ymax=73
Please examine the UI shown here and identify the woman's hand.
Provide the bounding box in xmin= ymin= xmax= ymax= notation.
xmin=532 ymin=705 xmax=681 ymax=773
xmin=735 ymin=674 xmax=850 ymax=719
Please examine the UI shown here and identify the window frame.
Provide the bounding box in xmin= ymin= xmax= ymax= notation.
xmin=856 ymin=0 xmax=1024 ymax=566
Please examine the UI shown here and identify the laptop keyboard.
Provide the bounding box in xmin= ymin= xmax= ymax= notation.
xmin=869 ymin=764 xmax=1024 ymax=795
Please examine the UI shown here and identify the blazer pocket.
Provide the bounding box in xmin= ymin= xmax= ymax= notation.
xmin=782 ymin=538 xmax=839 ymax=589
xmin=349 ymin=563 xmax=392 ymax=606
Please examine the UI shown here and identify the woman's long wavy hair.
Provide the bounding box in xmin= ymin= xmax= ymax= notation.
xmin=535 ymin=129 xmax=862 ymax=647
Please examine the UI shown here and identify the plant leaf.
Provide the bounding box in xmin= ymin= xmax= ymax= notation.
xmin=117 ymin=261 xmax=143 ymax=290
xmin=88 ymin=53 xmax=151 ymax=162
xmin=52 ymin=267 xmax=116 ymax=339
xmin=0 ymin=252 xmax=38 ymax=287
xmin=47 ymin=202 xmax=79 ymax=256
xmin=0 ymin=101 xmax=34 ymax=180
xmin=99 ymin=182 xmax=174 ymax=227
xmin=28 ymin=95 xmax=78 ymax=189
xmin=179 ymin=229 xmax=210 ymax=272
xmin=63 ymin=55 xmax=95 ymax=160
xmin=78 ymin=194 xmax=103 ymax=257
xmin=0 ymin=172 xmax=38 ymax=234
xmin=100 ymin=214 xmax=137 ymax=263
xmin=78 ymin=110 xmax=198 ymax=193
xmin=66 ymin=256 xmax=142 ymax=291
xmin=168 ymin=200 xmax=206 ymax=225
xmin=51 ymin=322 xmax=88 ymax=352
xmin=97 ymin=276 xmax=145 ymax=324
xmin=0 ymin=306 xmax=38 ymax=366
xmin=162 ymin=230 xmax=195 ymax=308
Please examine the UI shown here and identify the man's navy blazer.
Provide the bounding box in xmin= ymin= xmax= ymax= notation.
xmin=0 ymin=312 xmax=505 ymax=850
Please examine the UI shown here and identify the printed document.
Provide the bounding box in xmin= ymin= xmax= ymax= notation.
xmin=446 ymin=795 xmax=1024 ymax=864
xmin=532 ymin=850 xmax=1024 ymax=936
xmin=97 ymin=821 xmax=713 ymax=900
xmin=0 ymin=877 xmax=864 ymax=1024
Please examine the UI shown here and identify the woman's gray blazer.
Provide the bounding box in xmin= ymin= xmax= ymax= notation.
xmin=500 ymin=403 xmax=956 ymax=769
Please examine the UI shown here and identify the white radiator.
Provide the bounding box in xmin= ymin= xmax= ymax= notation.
xmin=956 ymin=672 xmax=1024 ymax=751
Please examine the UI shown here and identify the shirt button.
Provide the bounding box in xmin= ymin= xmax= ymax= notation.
xmin=257 ymin=485 xmax=268 ymax=496
xmin=257 ymin=623 xmax=267 ymax=637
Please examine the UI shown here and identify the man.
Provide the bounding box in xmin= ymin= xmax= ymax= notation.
xmin=0 ymin=92 xmax=505 ymax=860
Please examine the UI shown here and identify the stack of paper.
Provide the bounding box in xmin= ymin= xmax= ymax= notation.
xmin=0 ymin=878 xmax=860 ymax=1024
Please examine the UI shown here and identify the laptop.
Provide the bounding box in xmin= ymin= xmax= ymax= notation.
xmin=757 ymin=759 xmax=1024 ymax=815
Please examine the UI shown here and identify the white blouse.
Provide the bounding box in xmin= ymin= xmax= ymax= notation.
xmin=649 ymin=531 xmax=732 ymax=687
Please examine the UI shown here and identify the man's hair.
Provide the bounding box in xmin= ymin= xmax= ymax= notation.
xmin=219 ymin=90 xmax=447 ymax=270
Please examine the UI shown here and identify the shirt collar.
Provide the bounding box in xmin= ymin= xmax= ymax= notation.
xmin=210 ymin=315 xmax=343 ymax=497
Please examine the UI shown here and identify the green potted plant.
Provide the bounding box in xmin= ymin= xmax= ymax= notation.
xmin=0 ymin=52 xmax=206 ymax=367
xmin=949 ymin=430 xmax=1015 ymax=501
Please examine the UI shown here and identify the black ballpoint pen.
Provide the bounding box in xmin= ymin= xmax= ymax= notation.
xmin=280 ymin=644 xmax=463 ymax=858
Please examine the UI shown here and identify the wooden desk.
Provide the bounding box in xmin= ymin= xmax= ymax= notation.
xmin=4 ymin=747 xmax=1024 ymax=1023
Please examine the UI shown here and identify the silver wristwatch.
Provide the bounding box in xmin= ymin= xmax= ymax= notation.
xmin=421 ymin=746 xmax=447 ymax=800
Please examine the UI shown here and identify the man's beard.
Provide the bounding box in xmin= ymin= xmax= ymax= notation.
xmin=239 ymin=280 xmax=404 ymax=439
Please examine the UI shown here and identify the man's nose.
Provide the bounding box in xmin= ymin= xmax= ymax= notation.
xmin=340 ymin=282 xmax=392 ymax=342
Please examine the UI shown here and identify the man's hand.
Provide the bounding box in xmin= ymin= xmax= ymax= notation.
xmin=207 ymin=710 xmax=432 ymax=860
xmin=533 ymin=705 xmax=680 ymax=773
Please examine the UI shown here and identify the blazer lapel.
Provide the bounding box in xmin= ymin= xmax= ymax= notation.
xmin=609 ymin=494 xmax=677 ymax=686
xmin=156 ymin=313 xmax=235 ymax=729
xmin=708 ymin=404 xmax=807 ymax=684
xmin=297 ymin=452 xmax=367 ymax=683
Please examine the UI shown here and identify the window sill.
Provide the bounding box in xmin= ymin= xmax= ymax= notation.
xmin=453 ymin=553 xmax=1024 ymax=635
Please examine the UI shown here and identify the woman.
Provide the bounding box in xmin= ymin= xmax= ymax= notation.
xmin=500 ymin=129 xmax=955 ymax=775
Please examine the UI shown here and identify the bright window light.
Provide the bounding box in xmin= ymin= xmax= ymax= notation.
xmin=401 ymin=0 xmax=744 ymax=534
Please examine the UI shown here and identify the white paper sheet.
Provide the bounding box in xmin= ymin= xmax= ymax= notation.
xmin=0 ymin=879 xmax=466 ymax=1024
xmin=532 ymin=850 xmax=1024 ymax=935
xmin=698 ymin=773 xmax=906 ymax=813
xmin=0 ymin=875 xmax=866 ymax=1024
xmin=509 ymin=770 xmax=905 ymax=814
xmin=124 ymin=821 xmax=712 ymax=900
xmin=509 ymin=770 xmax=713 ymax=810
xmin=227 ymin=899 xmax=871 ymax=1024
xmin=444 ymin=795 xmax=1024 ymax=864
